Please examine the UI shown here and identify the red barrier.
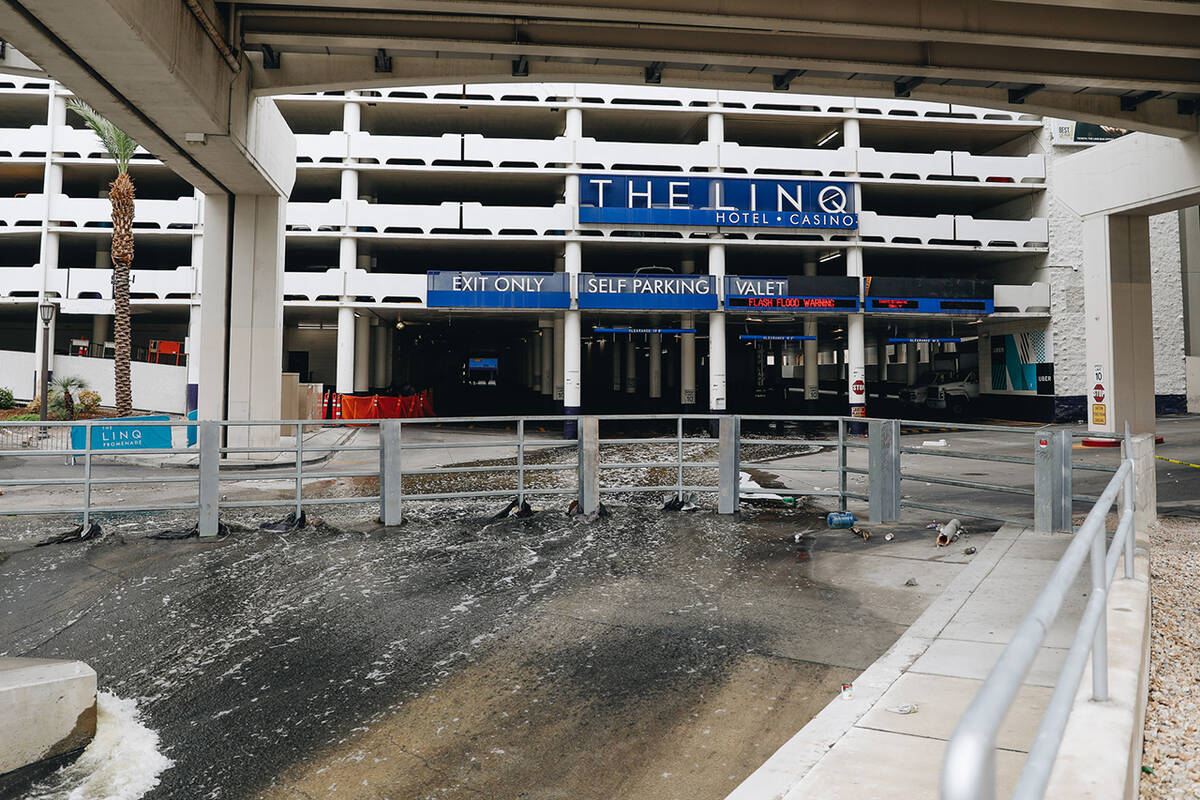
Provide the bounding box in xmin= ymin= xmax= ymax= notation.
xmin=333 ymin=391 xmax=435 ymax=423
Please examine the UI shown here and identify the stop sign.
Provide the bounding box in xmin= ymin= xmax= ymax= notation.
xmin=852 ymin=379 xmax=865 ymax=396
xmin=1093 ymin=383 xmax=1105 ymax=403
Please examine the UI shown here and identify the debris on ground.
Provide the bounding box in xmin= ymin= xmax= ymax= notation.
xmin=922 ymin=439 xmax=949 ymax=447
xmin=885 ymin=703 xmax=918 ymax=715
xmin=933 ymin=519 xmax=966 ymax=547
xmin=148 ymin=521 xmax=231 ymax=540
xmin=36 ymin=521 xmax=102 ymax=547
xmin=884 ymin=532 xmax=895 ymax=542
xmin=491 ymin=499 xmax=534 ymax=520
xmin=567 ymin=499 xmax=582 ymax=517
xmin=582 ymin=502 xmax=609 ymax=523
xmin=840 ymin=683 xmax=854 ymax=700
xmin=963 ymin=546 xmax=977 ymax=555
xmin=849 ymin=526 xmax=871 ymax=541
xmin=826 ymin=511 xmax=856 ymax=529
xmin=259 ymin=510 xmax=307 ymax=532
xmin=904 ymin=577 xmax=919 ymax=586
xmin=514 ymin=501 xmax=534 ymax=518
xmin=492 ymin=498 xmax=520 ymax=520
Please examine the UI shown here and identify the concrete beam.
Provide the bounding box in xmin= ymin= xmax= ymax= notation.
xmin=0 ymin=657 xmax=96 ymax=775
xmin=1055 ymin=133 xmax=1200 ymax=218
xmin=0 ymin=1 xmax=294 ymax=197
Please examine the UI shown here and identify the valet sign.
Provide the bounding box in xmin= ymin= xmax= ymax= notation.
xmin=578 ymin=175 xmax=858 ymax=229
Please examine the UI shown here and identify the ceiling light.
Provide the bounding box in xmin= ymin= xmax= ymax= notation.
xmin=819 ymin=251 xmax=840 ymax=262
xmin=816 ymin=128 xmax=840 ymax=147
xmin=395 ymin=319 xmax=406 ymax=330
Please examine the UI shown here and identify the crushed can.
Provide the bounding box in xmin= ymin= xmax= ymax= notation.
xmin=826 ymin=511 xmax=856 ymax=529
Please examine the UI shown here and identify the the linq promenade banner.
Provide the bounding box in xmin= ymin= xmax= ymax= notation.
xmin=578 ymin=175 xmax=858 ymax=229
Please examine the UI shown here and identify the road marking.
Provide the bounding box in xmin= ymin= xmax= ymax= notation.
xmin=1156 ymin=455 xmax=1200 ymax=469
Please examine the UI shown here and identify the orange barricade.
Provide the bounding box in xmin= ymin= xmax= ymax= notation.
xmin=333 ymin=391 xmax=436 ymax=422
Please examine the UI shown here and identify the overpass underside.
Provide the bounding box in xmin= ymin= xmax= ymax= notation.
xmin=0 ymin=0 xmax=1196 ymax=438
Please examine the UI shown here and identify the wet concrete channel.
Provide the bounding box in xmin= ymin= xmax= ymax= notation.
xmin=0 ymin=493 xmax=979 ymax=800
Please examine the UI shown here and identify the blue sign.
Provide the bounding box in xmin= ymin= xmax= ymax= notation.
xmin=594 ymin=327 xmax=697 ymax=335
xmin=889 ymin=337 xmax=962 ymax=343
xmin=739 ymin=335 xmax=816 ymax=341
xmin=71 ymin=415 xmax=173 ymax=451
xmin=578 ymin=273 xmax=717 ymax=310
xmin=427 ymin=271 xmax=570 ymax=309
xmin=578 ymin=175 xmax=857 ymax=229
xmin=725 ymin=275 xmax=861 ymax=312
xmin=468 ymin=357 xmax=499 ymax=369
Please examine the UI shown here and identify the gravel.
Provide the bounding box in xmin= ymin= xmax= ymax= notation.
xmin=1141 ymin=514 xmax=1200 ymax=799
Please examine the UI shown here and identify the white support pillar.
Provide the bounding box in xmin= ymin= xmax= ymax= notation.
xmin=563 ymin=241 xmax=582 ymax=416
xmin=803 ymin=259 xmax=819 ymax=402
xmin=1084 ymin=214 xmax=1156 ymax=433
xmin=185 ymin=304 xmax=200 ymax=414
xmin=553 ymin=317 xmax=565 ymax=402
xmin=353 ymin=313 xmax=369 ymax=393
xmin=708 ymin=242 xmax=727 ymax=413
xmin=876 ymin=338 xmax=888 ymax=384
xmin=624 ymin=338 xmax=637 ymax=394
xmin=371 ymin=319 xmax=387 ymax=390
xmin=649 ymin=331 xmax=662 ymax=399
xmin=91 ymin=314 xmax=110 ymax=353
xmin=197 ymin=193 xmax=229 ymax=421
xmin=844 ymin=117 xmax=867 ymax=419
xmin=336 ymin=307 xmax=355 ymax=394
xmin=540 ymin=325 xmax=553 ymax=395
xmin=681 ymin=312 xmax=696 ymax=408
xmin=225 ymin=195 xmax=286 ymax=448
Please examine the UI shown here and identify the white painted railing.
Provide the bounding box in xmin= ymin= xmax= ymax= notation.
xmin=574 ymin=138 xmax=719 ymax=170
xmin=294 ymin=131 xmax=348 ymax=162
xmin=993 ymin=282 xmax=1051 ymax=313
xmin=460 ymin=202 xmax=573 ymax=234
xmin=344 ymin=271 xmax=426 ymax=303
xmin=859 ymin=211 xmax=956 ymax=243
xmin=952 ymin=152 xmax=1046 ymax=183
xmin=955 ymin=216 xmax=1049 ymax=247
xmin=858 ymin=148 xmax=953 ymax=179
xmin=462 ymin=134 xmax=574 ymax=166
xmin=720 ymin=143 xmax=855 ymax=175
xmin=63 ymin=267 xmax=196 ymax=300
xmin=287 ymin=200 xmax=347 ymax=230
xmin=47 ymin=195 xmax=197 ymax=229
xmin=283 ymin=269 xmax=346 ymax=301
xmin=348 ymin=132 xmax=461 ymax=164
xmin=346 ymin=200 xmax=461 ymax=233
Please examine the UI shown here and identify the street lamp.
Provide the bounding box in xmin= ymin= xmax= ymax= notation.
xmin=38 ymin=302 xmax=54 ymax=423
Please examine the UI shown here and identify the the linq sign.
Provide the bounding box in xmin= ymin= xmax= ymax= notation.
xmin=578 ymin=175 xmax=858 ymax=229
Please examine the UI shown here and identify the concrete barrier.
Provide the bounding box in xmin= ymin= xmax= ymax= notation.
xmin=0 ymin=658 xmax=97 ymax=775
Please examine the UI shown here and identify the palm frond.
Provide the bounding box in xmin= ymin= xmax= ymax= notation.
xmin=66 ymin=98 xmax=138 ymax=174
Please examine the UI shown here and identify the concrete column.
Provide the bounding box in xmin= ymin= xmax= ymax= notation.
xmin=185 ymin=305 xmax=200 ymax=415
xmin=803 ymin=259 xmax=819 ymax=401
xmin=336 ymin=306 xmax=355 ymax=394
xmin=876 ymin=338 xmax=888 ymax=384
xmin=649 ymin=332 xmax=662 ymax=399
xmin=371 ymin=319 xmax=387 ymax=390
xmin=707 ymin=110 xmax=724 ymax=146
xmin=1182 ymin=206 xmax=1199 ymax=356
xmin=843 ymin=117 xmax=866 ymax=419
xmin=540 ymin=326 xmax=553 ymax=395
xmin=611 ymin=337 xmax=622 ymax=391
xmin=353 ymin=313 xmax=370 ymax=393
xmin=906 ymin=342 xmax=919 ymax=386
xmin=225 ymin=195 xmax=286 ymax=447
xmin=384 ymin=326 xmax=394 ymax=388
xmin=563 ymin=241 xmax=582 ymax=416
xmin=553 ymin=317 xmax=565 ymax=402
xmin=1083 ymin=214 xmax=1156 ymax=433
xmin=708 ymin=242 xmax=727 ymax=412
xmin=680 ymin=256 xmax=697 ymax=410
xmin=624 ymin=338 xmax=637 ymax=393
xmin=197 ymin=193 xmax=229 ymax=421
xmin=91 ymin=314 xmax=109 ymax=352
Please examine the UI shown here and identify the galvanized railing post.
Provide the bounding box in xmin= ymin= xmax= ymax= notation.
xmin=1089 ymin=528 xmax=1109 ymax=701
xmin=1122 ymin=422 xmax=1136 ymax=579
xmin=378 ymin=419 xmax=402 ymax=526
xmin=868 ymin=419 xmax=900 ymax=523
xmin=579 ymin=416 xmax=599 ymax=515
xmin=82 ymin=421 xmax=92 ymax=527
xmin=294 ymin=422 xmax=304 ymax=517
xmin=717 ymin=415 xmax=740 ymax=514
xmin=1034 ymin=429 xmax=1072 ymax=533
xmin=198 ymin=421 xmax=220 ymax=537
xmin=676 ymin=416 xmax=684 ymax=501
xmin=837 ymin=417 xmax=847 ymax=512
xmin=517 ymin=419 xmax=525 ymax=506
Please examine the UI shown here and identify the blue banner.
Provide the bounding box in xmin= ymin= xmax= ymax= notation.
xmin=724 ymin=275 xmax=861 ymax=312
xmin=71 ymin=415 xmax=173 ymax=451
xmin=578 ymin=175 xmax=857 ymax=229
xmin=427 ymin=271 xmax=570 ymax=309
xmin=578 ymin=273 xmax=717 ymax=310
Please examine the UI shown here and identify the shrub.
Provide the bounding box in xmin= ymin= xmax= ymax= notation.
xmin=0 ymin=387 xmax=12 ymax=409
xmin=50 ymin=376 xmax=89 ymax=420
xmin=6 ymin=413 xmax=39 ymax=421
xmin=76 ymin=389 xmax=101 ymax=415
xmin=24 ymin=395 xmax=40 ymax=413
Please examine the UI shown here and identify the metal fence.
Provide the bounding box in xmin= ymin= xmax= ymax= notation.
xmin=941 ymin=425 xmax=1138 ymax=800
xmin=0 ymin=413 xmax=1122 ymax=535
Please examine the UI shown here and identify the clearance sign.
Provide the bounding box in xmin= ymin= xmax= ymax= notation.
xmin=725 ymin=276 xmax=860 ymax=312
xmin=578 ymin=175 xmax=858 ymax=229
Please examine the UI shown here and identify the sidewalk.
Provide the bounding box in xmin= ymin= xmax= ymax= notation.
xmin=727 ymin=525 xmax=1091 ymax=799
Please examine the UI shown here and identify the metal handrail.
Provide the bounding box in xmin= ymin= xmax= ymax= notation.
xmin=941 ymin=428 xmax=1137 ymax=800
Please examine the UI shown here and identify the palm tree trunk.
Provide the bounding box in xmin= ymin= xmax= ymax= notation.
xmin=110 ymin=172 xmax=134 ymax=416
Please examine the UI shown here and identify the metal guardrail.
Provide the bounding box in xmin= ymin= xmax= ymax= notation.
xmin=0 ymin=414 xmax=1118 ymax=535
xmin=941 ymin=425 xmax=1138 ymax=800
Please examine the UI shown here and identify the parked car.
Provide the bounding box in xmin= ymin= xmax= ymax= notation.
xmin=925 ymin=370 xmax=980 ymax=415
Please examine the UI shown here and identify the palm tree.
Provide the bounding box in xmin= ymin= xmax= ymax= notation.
xmin=50 ymin=375 xmax=89 ymax=420
xmin=66 ymin=99 xmax=136 ymax=416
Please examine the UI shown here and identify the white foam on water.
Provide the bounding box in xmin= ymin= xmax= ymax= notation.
xmin=26 ymin=691 xmax=173 ymax=800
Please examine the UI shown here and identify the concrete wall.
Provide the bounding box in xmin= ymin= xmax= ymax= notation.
xmin=0 ymin=349 xmax=188 ymax=413
xmin=1043 ymin=121 xmax=1186 ymax=401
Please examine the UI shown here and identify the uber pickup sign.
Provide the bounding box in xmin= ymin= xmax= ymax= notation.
xmin=427 ymin=271 xmax=570 ymax=309
xmin=578 ymin=175 xmax=857 ymax=229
